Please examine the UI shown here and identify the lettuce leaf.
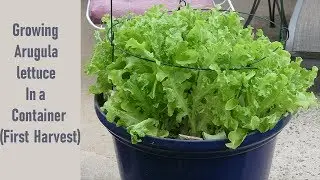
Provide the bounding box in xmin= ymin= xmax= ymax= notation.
xmin=86 ymin=5 xmax=318 ymax=149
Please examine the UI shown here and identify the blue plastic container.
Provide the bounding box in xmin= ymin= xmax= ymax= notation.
xmin=95 ymin=94 xmax=291 ymax=180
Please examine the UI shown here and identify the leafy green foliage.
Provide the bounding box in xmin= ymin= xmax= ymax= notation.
xmin=86 ymin=5 xmax=318 ymax=149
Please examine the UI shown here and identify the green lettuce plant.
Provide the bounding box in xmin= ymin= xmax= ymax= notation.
xmin=86 ymin=5 xmax=318 ymax=149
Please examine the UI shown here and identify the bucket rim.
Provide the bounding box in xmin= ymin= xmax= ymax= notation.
xmin=94 ymin=94 xmax=291 ymax=152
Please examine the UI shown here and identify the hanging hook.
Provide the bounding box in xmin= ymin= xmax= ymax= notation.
xmin=178 ymin=0 xmax=187 ymax=10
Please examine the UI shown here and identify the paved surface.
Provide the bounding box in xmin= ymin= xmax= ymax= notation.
xmin=81 ymin=0 xmax=320 ymax=179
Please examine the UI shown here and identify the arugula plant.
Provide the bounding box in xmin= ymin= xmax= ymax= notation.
xmin=86 ymin=6 xmax=318 ymax=149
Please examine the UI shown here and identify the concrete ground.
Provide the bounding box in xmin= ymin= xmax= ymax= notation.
xmin=81 ymin=0 xmax=320 ymax=179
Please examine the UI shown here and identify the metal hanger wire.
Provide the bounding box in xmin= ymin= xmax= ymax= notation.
xmin=108 ymin=0 xmax=288 ymax=71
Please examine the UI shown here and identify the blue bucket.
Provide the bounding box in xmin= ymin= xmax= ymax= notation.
xmin=94 ymin=94 xmax=291 ymax=180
